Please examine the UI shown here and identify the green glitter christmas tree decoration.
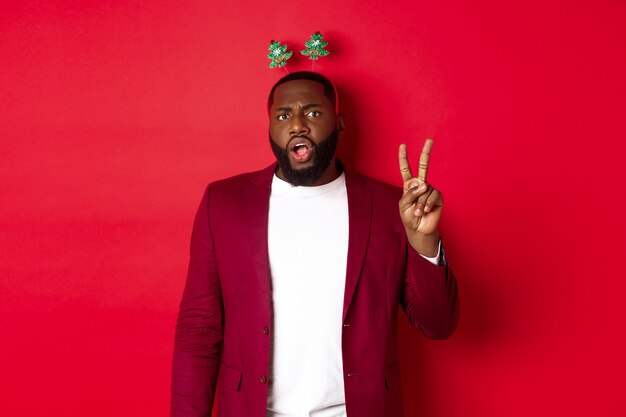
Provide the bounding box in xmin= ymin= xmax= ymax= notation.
xmin=301 ymin=32 xmax=329 ymax=61
xmin=267 ymin=40 xmax=293 ymax=70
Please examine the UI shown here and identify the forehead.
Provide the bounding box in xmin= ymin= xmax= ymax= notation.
xmin=271 ymin=79 xmax=332 ymax=109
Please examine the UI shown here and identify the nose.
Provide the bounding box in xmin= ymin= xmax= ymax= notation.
xmin=289 ymin=114 xmax=309 ymax=136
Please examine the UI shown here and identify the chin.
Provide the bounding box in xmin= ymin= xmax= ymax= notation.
xmin=289 ymin=159 xmax=316 ymax=170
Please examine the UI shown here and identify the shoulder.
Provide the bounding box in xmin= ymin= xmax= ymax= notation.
xmin=348 ymin=170 xmax=403 ymax=200
xmin=204 ymin=164 xmax=275 ymax=196
xmin=347 ymin=170 xmax=406 ymax=235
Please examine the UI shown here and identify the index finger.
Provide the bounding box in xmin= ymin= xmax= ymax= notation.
xmin=398 ymin=143 xmax=413 ymax=182
xmin=417 ymin=139 xmax=434 ymax=182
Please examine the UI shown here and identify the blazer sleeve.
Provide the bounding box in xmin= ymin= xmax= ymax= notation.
xmin=401 ymin=243 xmax=460 ymax=340
xmin=171 ymin=184 xmax=223 ymax=417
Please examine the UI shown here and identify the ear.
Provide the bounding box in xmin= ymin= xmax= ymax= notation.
xmin=336 ymin=114 xmax=345 ymax=136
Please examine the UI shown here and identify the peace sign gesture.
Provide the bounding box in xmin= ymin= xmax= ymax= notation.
xmin=398 ymin=139 xmax=443 ymax=256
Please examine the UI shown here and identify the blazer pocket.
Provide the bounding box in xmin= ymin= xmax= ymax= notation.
xmin=221 ymin=363 xmax=242 ymax=391
xmin=384 ymin=362 xmax=400 ymax=390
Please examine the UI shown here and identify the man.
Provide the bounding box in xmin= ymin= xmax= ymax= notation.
xmin=171 ymin=71 xmax=459 ymax=417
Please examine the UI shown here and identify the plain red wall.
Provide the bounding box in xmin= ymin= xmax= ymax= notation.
xmin=1 ymin=1 xmax=625 ymax=416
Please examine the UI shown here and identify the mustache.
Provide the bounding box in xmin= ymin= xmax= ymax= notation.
xmin=286 ymin=135 xmax=314 ymax=149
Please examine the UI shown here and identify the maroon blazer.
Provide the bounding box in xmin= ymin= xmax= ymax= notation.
xmin=171 ymin=163 xmax=459 ymax=417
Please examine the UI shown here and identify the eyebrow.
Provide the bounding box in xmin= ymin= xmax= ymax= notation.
xmin=274 ymin=103 xmax=322 ymax=112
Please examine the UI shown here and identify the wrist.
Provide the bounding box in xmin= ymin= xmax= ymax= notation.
xmin=406 ymin=230 xmax=440 ymax=257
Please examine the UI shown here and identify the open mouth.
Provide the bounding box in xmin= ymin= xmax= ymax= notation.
xmin=288 ymin=137 xmax=314 ymax=162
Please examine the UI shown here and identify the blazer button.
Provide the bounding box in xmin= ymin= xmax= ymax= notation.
xmin=262 ymin=326 xmax=270 ymax=335
xmin=260 ymin=375 xmax=267 ymax=384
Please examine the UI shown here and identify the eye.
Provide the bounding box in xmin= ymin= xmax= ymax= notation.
xmin=307 ymin=110 xmax=321 ymax=118
xmin=277 ymin=114 xmax=289 ymax=121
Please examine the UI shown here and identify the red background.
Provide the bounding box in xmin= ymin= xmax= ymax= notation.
xmin=1 ymin=1 xmax=625 ymax=416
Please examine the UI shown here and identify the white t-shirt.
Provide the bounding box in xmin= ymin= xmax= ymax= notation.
xmin=267 ymin=172 xmax=349 ymax=417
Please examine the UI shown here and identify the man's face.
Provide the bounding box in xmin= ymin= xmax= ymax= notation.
xmin=269 ymin=79 xmax=343 ymax=186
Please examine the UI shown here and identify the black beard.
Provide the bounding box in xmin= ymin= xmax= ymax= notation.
xmin=270 ymin=128 xmax=340 ymax=186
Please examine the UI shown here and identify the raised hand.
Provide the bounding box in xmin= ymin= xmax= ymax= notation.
xmin=398 ymin=139 xmax=443 ymax=256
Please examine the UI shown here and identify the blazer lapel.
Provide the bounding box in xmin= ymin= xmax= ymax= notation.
xmin=343 ymin=170 xmax=373 ymax=321
xmin=241 ymin=164 xmax=276 ymax=302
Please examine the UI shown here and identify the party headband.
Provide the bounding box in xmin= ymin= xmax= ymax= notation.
xmin=267 ymin=32 xmax=330 ymax=73
xmin=267 ymin=32 xmax=339 ymax=114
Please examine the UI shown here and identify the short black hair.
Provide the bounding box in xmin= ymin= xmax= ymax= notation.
xmin=267 ymin=71 xmax=338 ymax=113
